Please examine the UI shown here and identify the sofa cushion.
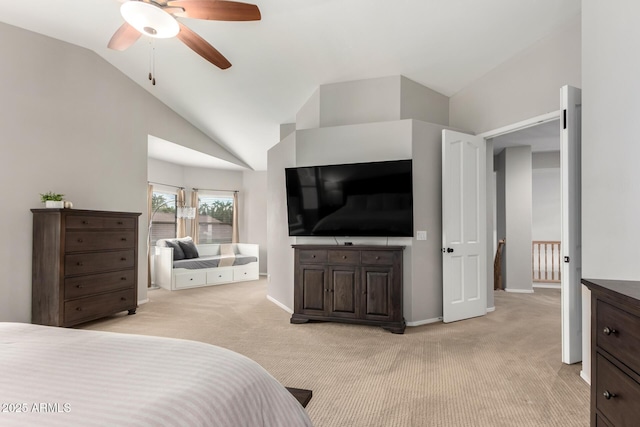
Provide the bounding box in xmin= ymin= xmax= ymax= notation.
xmin=165 ymin=240 xmax=186 ymax=260
xmin=179 ymin=240 xmax=200 ymax=259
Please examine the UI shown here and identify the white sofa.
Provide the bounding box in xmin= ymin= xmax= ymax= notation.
xmin=154 ymin=239 xmax=259 ymax=291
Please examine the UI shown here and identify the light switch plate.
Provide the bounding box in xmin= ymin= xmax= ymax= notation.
xmin=417 ymin=230 xmax=427 ymax=241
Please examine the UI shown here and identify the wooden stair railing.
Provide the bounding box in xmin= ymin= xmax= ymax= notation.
xmin=532 ymin=240 xmax=561 ymax=283
xmin=494 ymin=239 xmax=505 ymax=290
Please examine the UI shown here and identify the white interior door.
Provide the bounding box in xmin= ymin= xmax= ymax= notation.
xmin=442 ymin=130 xmax=487 ymax=323
xmin=561 ymin=85 xmax=582 ymax=364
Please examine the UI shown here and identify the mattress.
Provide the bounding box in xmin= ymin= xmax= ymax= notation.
xmin=0 ymin=323 xmax=312 ymax=427
xmin=173 ymin=255 xmax=257 ymax=270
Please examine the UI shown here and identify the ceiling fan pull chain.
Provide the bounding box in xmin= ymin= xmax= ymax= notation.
xmin=152 ymin=42 xmax=156 ymax=86
xmin=148 ymin=39 xmax=153 ymax=82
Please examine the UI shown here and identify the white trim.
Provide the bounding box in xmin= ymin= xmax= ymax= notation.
xmin=406 ymin=317 xmax=442 ymax=327
xmin=137 ymin=298 xmax=149 ymax=305
xmin=580 ymin=370 xmax=591 ymax=385
xmin=477 ymin=110 xmax=561 ymax=139
xmin=504 ymin=288 xmax=535 ymax=294
xmin=533 ymin=283 xmax=561 ymax=289
xmin=487 ymin=306 xmax=495 ymax=312
xmin=267 ymin=295 xmax=293 ymax=314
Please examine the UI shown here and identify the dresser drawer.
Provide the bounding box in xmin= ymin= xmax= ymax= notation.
xmin=596 ymin=300 xmax=640 ymax=373
xmin=65 ymin=231 xmax=135 ymax=252
xmin=65 ymin=270 xmax=135 ymax=299
xmin=361 ymin=250 xmax=396 ymax=265
xmin=299 ymin=250 xmax=327 ymax=264
xmin=233 ymin=263 xmax=259 ymax=281
xmin=64 ymin=288 xmax=135 ymax=325
xmin=207 ymin=269 xmax=233 ymax=284
xmin=328 ymin=250 xmax=360 ymax=265
xmin=595 ymin=353 xmax=640 ymax=426
xmin=65 ymin=250 xmax=135 ymax=276
xmin=66 ymin=215 xmax=136 ymax=230
xmin=175 ymin=271 xmax=207 ymax=289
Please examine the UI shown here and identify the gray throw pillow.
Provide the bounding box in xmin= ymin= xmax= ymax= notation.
xmin=178 ymin=240 xmax=200 ymax=259
xmin=166 ymin=240 xmax=185 ymax=261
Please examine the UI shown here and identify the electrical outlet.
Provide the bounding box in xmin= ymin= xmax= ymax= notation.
xmin=417 ymin=230 xmax=427 ymax=241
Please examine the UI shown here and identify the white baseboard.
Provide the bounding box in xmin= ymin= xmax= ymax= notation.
xmin=504 ymin=288 xmax=534 ymax=294
xmin=487 ymin=306 xmax=495 ymax=312
xmin=267 ymin=295 xmax=293 ymax=314
xmin=533 ymin=283 xmax=561 ymax=289
xmin=406 ymin=317 xmax=442 ymax=327
xmin=580 ymin=370 xmax=591 ymax=385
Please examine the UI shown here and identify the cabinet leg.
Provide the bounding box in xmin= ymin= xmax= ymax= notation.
xmin=383 ymin=324 xmax=405 ymax=334
xmin=290 ymin=315 xmax=310 ymax=325
xmin=127 ymin=309 xmax=137 ymax=315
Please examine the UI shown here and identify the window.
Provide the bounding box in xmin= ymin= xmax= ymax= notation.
xmin=198 ymin=194 xmax=234 ymax=244
xmin=150 ymin=192 xmax=177 ymax=245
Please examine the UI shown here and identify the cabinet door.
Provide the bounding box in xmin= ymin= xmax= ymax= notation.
xmin=361 ymin=266 xmax=396 ymax=321
xmin=296 ymin=264 xmax=327 ymax=315
xmin=328 ymin=266 xmax=358 ymax=319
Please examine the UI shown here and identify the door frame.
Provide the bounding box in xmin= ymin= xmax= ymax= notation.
xmin=477 ymin=109 xmax=582 ymax=365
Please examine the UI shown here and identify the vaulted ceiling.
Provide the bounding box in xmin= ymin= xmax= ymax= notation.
xmin=0 ymin=0 xmax=581 ymax=170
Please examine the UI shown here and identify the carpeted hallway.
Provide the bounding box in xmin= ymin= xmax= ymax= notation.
xmin=79 ymin=279 xmax=589 ymax=427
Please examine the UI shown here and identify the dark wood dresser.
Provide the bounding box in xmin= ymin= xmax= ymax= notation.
xmin=582 ymin=278 xmax=640 ymax=427
xmin=291 ymin=245 xmax=405 ymax=333
xmin=32 ymin=209 xmax=141 ymax=327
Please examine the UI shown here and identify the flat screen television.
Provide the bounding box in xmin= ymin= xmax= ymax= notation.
xmin=285 ymin=159 xmax=413 ymax=237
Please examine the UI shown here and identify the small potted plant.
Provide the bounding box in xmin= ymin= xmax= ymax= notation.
xmin=40 ymin=191 xmax=65 ymax=208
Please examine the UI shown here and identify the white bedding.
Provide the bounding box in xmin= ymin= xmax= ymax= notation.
xmin=0 ymin=323 xmax=312 ymax=427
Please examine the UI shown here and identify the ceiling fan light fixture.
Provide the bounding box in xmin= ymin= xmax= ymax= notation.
xmin=121 ymin=1 xmax=179 ymax=39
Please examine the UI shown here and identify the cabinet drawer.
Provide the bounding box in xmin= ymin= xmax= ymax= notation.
xmin=233 ymin=263 xmax=259 ymax=281
xmin=64 ymin=288 xmax=135 ymax=325
xmin=207 ymin=269 xmax=233 ymax=284
xmin=299 ymin=250 xmax=327 ymax=264
xmin=66 ymin=215 xmax=135 ymax=230
xmin=65 ymin=231 xmax=135 ymax=252
xmin=328 ymin=250 xmax=360 ymax=265
xmin=361 ymin=250 xmax=396 ymax=265
xmin=175 ymin=271 xmax=207 ymax=289
xmin=65 ymin=250 xmax=135 ymax=276
xmin=595 ymin=353 xmax=640 ymax=426
xmin=65 ymin=269 xmax=135 ymax=299
xmin=596 ymin=300 xmax=640 ymax=373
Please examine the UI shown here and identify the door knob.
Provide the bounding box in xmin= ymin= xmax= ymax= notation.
xmin=447 ymin=248 xmax=454 ymax=253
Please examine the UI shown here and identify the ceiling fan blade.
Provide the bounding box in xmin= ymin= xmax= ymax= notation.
xmin=108 ymin=22 xmax=142 ymax=51
xmin=167 ymin=0 xmax=261 ymax=21
xmin=177 ymin=22 xmax=232 ymax=69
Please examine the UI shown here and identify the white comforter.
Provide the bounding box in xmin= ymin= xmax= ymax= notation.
xmin=0 ymin=323 xmax=312 ymax=427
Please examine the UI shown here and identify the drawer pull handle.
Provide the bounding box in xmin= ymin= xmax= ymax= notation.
xmin=76 ymin=262 xmax=83 ymax=266
xmin=77 ymin=238 xmax=83 ymax=243
xmin=312 ymin=255 xmax=316 ymax=258
xmin=76 ymin=285 xmax=84 ymax=289
xmin=76 ymin=307 xmax=82 ymax=311
xmin=603 ymin=327 xmax=617 ymax=336
xmin=121 ymin=277 xmax=127 ymax=281
xmin=603 ymin=390 xmax=616 ymax=400
xmin=117 ymin=221 xmax=123 ymax=225
xmin=121 ymin=297 xmax=127 ymax=301
xmin=375 ymin=256 xmax=380 ymax=260
xmin=121 ymin=238 xmax=127 ymax=241
xmin=342 ymin=255 xmax=347 ymax=259
xmin=120 ymin=257 xmax=127 ymax=261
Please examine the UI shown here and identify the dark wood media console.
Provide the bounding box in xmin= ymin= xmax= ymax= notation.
xmin=291 ymin=245 xmax=405 ymax=333
xmin=582 ymin=278 xmax=640 ymax=427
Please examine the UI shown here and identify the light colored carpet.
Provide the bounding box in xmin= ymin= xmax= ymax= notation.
xmin=79 ymin=279 xmax=589 ymax=427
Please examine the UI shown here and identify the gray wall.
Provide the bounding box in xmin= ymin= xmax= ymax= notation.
xmin=0 ymin=22 xmax=234 ymax=322
xmin=504 ymin=147 xmax=533 ymax=292
xmin=450 ymin=14 xmax=581 ymax=134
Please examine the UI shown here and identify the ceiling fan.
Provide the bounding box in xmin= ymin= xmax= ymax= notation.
xmin=108 ymin=0 xmax=261 ymax=70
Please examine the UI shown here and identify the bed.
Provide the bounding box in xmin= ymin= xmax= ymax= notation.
xmin=0 ymin=323 xmax=312 ymax=427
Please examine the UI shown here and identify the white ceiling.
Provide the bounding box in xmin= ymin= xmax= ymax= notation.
xmin=0 ymin=0 xmax=580 ymax=171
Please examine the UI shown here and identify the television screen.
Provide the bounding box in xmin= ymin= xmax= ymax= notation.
xmin=285 ymin=159 xmax=413 ymax=237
